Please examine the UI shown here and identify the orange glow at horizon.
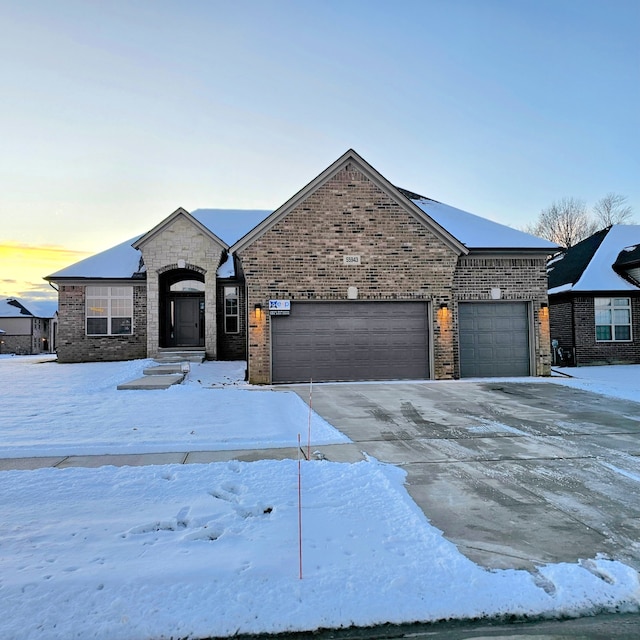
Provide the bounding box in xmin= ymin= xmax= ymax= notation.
xmin=0 ymin=242 xmax=91 ymax=300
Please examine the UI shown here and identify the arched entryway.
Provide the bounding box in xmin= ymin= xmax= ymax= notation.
xmin=159 ymin=269 xmax=205 ymax=348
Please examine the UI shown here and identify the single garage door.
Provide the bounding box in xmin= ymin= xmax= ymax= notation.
xmin=458 ymin=302 xmax=530 ymax=378
xmin=271 ymin=301 xmax=429 ymax=383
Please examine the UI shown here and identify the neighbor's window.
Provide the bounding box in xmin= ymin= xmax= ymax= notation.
xmin=595 ymin=297 xmax=631 ymax=341
xmin=86 ymin=286 xmax=133 ymax=336
xmin=224 ymin=286 xmax=239 ymax=333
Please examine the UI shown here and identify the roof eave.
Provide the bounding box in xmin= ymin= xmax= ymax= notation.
xmin=467 ymin=247 xmax=560 ymax=255
xmin=562 ymin=287 xmax=640 ymax=295
xmin=45 ymin=276 xmax=145 ymax=285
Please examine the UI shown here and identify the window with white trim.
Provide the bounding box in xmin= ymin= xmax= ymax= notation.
xmin=595 ymin=297 xmax=631 ymax=342
xmin=86 ymin=286 xmax=133 ymax=335
xmin=224 ymin=286 xmax=239 ymax=333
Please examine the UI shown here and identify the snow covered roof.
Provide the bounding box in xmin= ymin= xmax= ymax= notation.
xmin=48 ymin=176 xmax=558 ymax=283
xmin=0 ymin=298 xmax=32 ymax=318
xmin=22 ymin=299 xmax=58 ymax=318
xmin=548 ymin=225 xmax=640 ymax=294
xmin=403 ymin=192 xmax=558 ymax=251
xmin=614 ymin=242 xmax=640 ymax=269
xmin=191 ymin=209 xmax=271 ymax=246
xmin=0 ymin=298 xmax=57 ymax=318
xmin=47 ymin=236 xmax=144 ymax=280
xmin=48 ymin=210 xmax=274 ymax=281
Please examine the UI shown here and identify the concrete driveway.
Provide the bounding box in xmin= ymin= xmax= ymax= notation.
xmin=288 ymin=380 xmax=640 ymax=572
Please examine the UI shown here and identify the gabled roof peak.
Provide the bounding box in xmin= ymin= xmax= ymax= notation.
xmin=230 ymin=149 xmax=468 ymax=255
xmin=132 ymin=207 xmax=228 ymax=251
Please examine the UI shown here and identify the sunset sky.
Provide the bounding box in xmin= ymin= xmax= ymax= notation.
xmin=2 ymin=0 xmax=638 ymax=304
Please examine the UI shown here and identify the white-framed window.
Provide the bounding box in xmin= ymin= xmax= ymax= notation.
xmin=224 ymin=286 xmax=239 ymax=333
xmin=595 ymin=297 xmax=632 ymax=342
xmin=86 ymin=286 xmax=133 ymax=336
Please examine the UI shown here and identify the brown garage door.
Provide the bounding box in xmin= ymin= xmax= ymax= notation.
xmin=271 ymin=301 xmax=429 ymax=383
xmin=458 ymin=302 xmax=531 ymax=378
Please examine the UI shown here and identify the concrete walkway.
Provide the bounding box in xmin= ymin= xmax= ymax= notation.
xmin=0 ymin=442 xmax=366 ymax=471
xmin=117 ymin=364 xmax=187 ymax=390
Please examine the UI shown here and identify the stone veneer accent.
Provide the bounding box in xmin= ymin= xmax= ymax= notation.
xmin=136 ymin=214 xmax=224 ymax=359
xmin=56 ymin=284 xmax=147 ymax=363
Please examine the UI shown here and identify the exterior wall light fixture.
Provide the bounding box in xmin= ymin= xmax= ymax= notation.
xmin=254 ymin=303 xmax=263 ymax=320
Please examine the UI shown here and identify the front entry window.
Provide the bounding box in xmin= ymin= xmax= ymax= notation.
xmin=170 ymin=280 xmax=205 ymax=292
xmin=224 ymin=286 xmax=239 ymax=333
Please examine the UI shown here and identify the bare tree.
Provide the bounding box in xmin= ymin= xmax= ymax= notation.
xmin=525 ymin=197 xmax=597 ymax=248
xmin=592 ymin=193 xmax=634 ymax=227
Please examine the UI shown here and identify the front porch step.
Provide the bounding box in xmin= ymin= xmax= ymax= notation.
xmin=154 ymin=349 xmax=205 ymax=364
xmin=117 ymin=373 xmax=185 ymax=390
xmin=118 ymin=359 xmax=192 ymax=390
xmin=143 ymin=364 xmax=186 ymax=376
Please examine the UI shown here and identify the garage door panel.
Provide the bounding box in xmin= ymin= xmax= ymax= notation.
xmin=271 ymin=301 xmax=429 ymax=383
xmin=459 ymin=302 xmax=530 ymax=378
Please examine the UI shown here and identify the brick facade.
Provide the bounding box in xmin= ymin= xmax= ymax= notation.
xmin=0 ymin=335 xmax=33 ymax=355
xmin=550 ymin=293 xmax=640 ymax=366
xmin=49 ymin=154 xmax=553 ymax=376
xmin=549 ymin=297 xmax=574 ymax=349
xmin=453 ymin=256 xmax=551 ymax=376
xmin=56 ymin=284 xmax=147 ymax=363
xmin=239 ymin=164 xmax=551 ymax=383
xmin=216 ymin=281 xmax=248 ymax=360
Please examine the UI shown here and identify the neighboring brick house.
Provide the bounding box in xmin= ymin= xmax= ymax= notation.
xmin=548 ymin=225 xmax=640 ymax=366
xmin=47 ymin=149 xmax=556 ymax=381
xmin=0 ymin=298 xmax=57 ymax=355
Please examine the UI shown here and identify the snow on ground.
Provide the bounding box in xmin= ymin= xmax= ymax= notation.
xmin=1 ymin=357 xmax=640 ymax=639
xmin=0 ymin=356 xmax=348 ymax=458
xmin=551 ymin=364 xmax=640 ymax=404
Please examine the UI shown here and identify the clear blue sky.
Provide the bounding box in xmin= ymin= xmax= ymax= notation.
xmin=1 ymin=0 xmax=639 ymax=298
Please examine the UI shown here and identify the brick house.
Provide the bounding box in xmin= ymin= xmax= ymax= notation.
xmin=548 ymin=225 xmax=640 ymax=366
xmin=0 ymin=298 xmax=57 ymax=355
xmin=47 ymin=149 xmax=556 ymax=382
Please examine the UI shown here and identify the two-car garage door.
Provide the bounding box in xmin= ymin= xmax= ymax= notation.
xmin=271 ymin=301 xmax=429 ymax=383
xmin=270 ymin=300 xmax=532 ymax=383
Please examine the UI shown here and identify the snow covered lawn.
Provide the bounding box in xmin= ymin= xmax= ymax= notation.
xmin=0 ymin=356 xmax=349 ymax=458
xmin=2 ymin=357 xmax=640 ymax=639
xmin=551 ymin=363 xmax=640 ymax=404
